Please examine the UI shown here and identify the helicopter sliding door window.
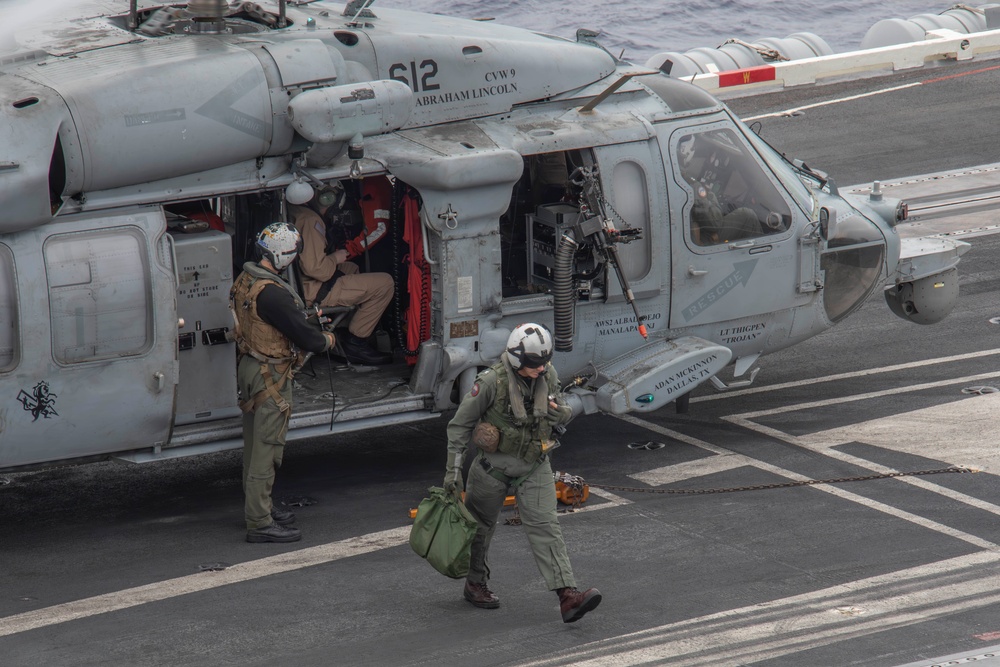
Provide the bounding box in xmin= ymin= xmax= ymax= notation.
xmin=676 ymin=128 xmax=792 ymax=248
xmin=609 ymin=159 xmax=651 ymax=282
xmin=0 ymin=244 xmax=17 ymax=371
xmin=44 ymin=228 xmax=153 ymax=364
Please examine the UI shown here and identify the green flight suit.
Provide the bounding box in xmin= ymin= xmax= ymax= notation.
xmin=446 ymin=360 xmax=576 ymax=591
xmin=231 ymin=262 xmax=330 ymax=531
xmin=238 ymin=355 xmax=291 ymax=530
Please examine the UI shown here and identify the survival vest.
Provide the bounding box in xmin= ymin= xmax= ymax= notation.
xmin=229 ymin=262 xmax=305 ymax=365
xmin=481 ymin=362 xmax=559 ymax=463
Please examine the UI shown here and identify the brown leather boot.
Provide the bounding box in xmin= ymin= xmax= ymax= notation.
xmin=464 ymin=580 xmax=500 ymax=609
xmin=557 ymin=586 xmax=602 ymax=623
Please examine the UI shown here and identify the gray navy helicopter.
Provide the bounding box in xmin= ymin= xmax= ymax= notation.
xmin=0 ymin=0 xmax=968 ymax=470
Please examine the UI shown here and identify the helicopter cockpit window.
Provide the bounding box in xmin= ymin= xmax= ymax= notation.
xmin=0 ymin=244 xmax=17 ymax=371
xmin=677 ymin=129 xmax=792 ymax=247
xmin=741 ymin=127 xmax=814 ymax=214
xmin=45 ymin=229 xmax=152 ymax=364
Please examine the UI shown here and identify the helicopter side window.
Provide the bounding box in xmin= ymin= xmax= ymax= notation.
xmin=45 ymin=229 xmax=152 ymax=364
xmin=0 ymin=244 xmax=17 ymax=371
xmin=677 ymin=129 xmax=791 ymax=247
xmin=610 ymin=158 xmax=651 ymax=281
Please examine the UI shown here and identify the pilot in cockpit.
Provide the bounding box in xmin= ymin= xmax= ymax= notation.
xmin=689 ymin=181 xmax=760 ymax=245
xmin=679 ymin=134 xmax=757 ymax=245
xmin=679 ymin=133 xmax=785 ymax=246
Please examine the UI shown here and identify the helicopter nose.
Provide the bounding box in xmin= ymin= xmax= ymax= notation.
xmin=0 ymin=75 xmax=77 ymax=233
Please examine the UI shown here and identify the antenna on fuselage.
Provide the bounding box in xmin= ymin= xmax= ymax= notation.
xmin=578 ymin=70 xmax=657 ymax=113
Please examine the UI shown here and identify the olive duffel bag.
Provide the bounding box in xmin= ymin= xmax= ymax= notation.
xmin=409 ymin=486 xmax=478 ymax=579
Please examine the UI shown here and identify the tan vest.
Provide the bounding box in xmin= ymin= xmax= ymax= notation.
xmin=229 ymin=262 xmax=303 ymax=363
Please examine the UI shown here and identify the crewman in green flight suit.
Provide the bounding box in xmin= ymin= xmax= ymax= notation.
xmin=444 ymin=323 xmax=602 ymax=623
xmin=230 ymin=222 xmax=335 ymax=543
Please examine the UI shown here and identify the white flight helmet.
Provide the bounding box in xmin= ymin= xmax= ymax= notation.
xmin=256 ymin=222 xmax=302 ymax=271
xmin=505 ymin=323 xmax=553 ymax=370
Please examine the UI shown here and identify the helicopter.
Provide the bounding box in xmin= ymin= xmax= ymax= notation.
xmin=0 ymin=0 xmax=968 ymax=471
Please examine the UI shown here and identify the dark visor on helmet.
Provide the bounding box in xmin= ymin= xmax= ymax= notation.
xmin=520 ymin=352 xmax=551 ymax=368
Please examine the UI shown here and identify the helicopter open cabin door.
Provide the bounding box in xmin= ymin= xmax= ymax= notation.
xmin=583 ymin=141 xmax=669 ymax=363
xmin=0 ymin=207 xmax=178 ymax=469
xmin=666 ymin=123 xmax=814 ymax=345
xmin=549 ymin=138 xmax=737 ymax=414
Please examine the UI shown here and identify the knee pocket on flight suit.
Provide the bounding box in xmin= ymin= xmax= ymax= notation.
xmin=370 ymin=272 xmax=394 ymax=293
xmin=246 ymin=442 xmax=284 ymax=481
xmin=515 ymin=478 xmax=559 ymax=526
xmin=255 ymin=398 xmax=290 ymax=447
xmin=325 ymin=277 xmax=367 ymax=308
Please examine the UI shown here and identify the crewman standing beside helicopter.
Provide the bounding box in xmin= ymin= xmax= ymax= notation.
xmin=444 ymin=323 xmax=602 ymax=623
xmin=230 ymin=223 xmax=335 ymax=543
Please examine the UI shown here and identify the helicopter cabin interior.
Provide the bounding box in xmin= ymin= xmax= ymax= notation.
xmin=163 ymin=151 xmax=605 ymax=426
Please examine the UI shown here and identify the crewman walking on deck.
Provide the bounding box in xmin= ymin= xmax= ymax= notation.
xmin=443 ymin=323 xmax=602 ymax=622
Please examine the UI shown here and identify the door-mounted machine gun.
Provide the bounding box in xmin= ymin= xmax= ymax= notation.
xmin=552 ymin=166 xmax=646 ymax=352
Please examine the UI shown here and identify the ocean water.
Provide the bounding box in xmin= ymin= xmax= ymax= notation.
xmin=0 ymin=0 xmax=961 ymax=62
xmin=382 ymin=0 xmax=959 ymax=64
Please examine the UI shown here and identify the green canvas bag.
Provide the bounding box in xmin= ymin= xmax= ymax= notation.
xmin=409 ymin=486 xmax=479 ymax=579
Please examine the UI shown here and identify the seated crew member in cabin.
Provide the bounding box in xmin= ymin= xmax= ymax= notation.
xmin=288 ymin=181 xmax=394 ymax=366
xmin=230 ymin=223 xmax=336 ymax=543
xmin=443 ymin=323 xmax=602 ymax=623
